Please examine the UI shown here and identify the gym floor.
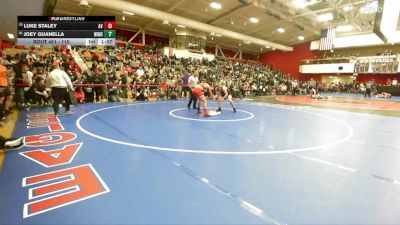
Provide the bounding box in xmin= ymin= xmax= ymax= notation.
xmin=1 ymin=95 xmax=400 ymax=224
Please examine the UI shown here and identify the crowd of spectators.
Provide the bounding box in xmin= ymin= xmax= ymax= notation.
xmin=75 ymin=43 xmax=367 ymax=100
xmin=0 ymin=42 xmax=397 ymax=120
xmin=1 ymin=46 xmax=81 ymax=111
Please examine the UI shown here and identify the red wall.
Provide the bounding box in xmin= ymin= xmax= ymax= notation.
xmin=242 ymin=52 xmax=258 ymax=61
xmin=259 ymin=42 xmax=323 ymax=80
xmin=0 ymin=40 xmax=13 ymax=50
xmin=205 ymin=46 xmax=215 ymax=54
xmin=259 ymin=42 xmax=400 ymax=84
xmin=218 ymin=48 xmax=236 ymax=58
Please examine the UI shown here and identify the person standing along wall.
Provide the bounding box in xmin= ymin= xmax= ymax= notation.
xmin=46 ymin=61 xmax=74 ymax=116
xmin=182 ymin=72 xmax=189 ymax=98
xmin=0 ymin=57 xmax=13 ymax=117
xmin=365 ymin=81 xmax=372 ymax=98
xmin=187 ymin=70 xmax=199 ymax=109
xmin=92 ymin=70 xmax=105 ymax=102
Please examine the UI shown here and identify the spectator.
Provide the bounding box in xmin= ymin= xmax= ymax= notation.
xmin=392 ymin=78 xmax=398 ymax=86
xmin=75 ymin=87 xmax=85 ymax=103
xmin=136 ymin=88 xmax=148 ymax=101
xmin=92 ymin=70 xmax=105 ymax=102
xmin=181 ymin=72 xmax=190 ymax=98
xmin=21 ymin=64 xmax=34 ymax=105
xmin=13 ymin=62 xmax=25 ymax=109
xmin=308 ymin=78 xmax=316 ymax=89
xmin=81 ymin=71 xmax=94 ymax=103
xmin=291 ymin=80 xmax=299 ymax=96
xmin=108 ymin=80 xmax=121 ymax=102
xmin=32 ymin=77 xmax=50 ymax=107
xmin=0 ymin=57 xmax=13 ymax=116
xmin=365 ymin=81 xmax=372 ymax=98
xmin=119 ymin=70 xmax=129 ymax=99
xmin=386 ymin=78 xmax=392 ymax=86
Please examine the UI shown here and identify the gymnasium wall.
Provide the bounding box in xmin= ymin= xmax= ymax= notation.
xmin=116 ymin=29 xmax=169 ymax=46
xmin=259 ymin=41 xmax=400 ymax=84
xmin=259 ymin=42 xmax=323 ymax=80
xmin=0 ymin=40 xmax=13 ymax=50
xmin=205 ymin=46 xmax=258 ymax=61
xmin=320 ymin=75 xmax=356 ymax=84
xmin=333 ymin=44 xmax=400 ymax=56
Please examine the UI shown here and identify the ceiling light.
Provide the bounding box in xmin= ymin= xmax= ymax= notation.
xmin=122 ymin=16 xmax=125 ymax=21
xmin=293 ymin=0 xmax=307 ymax=9
xmin=277 ymin=27 xmax=285 ymax=33
xmin=360 ymin=1 xmax=378 ymax=14
xmin=210 ymin=2 xmax=221 ymax=10
xmin=215 ymin=33 xmax=222 ymax=37
xmin=343 ymin=5 xmax=354 ymax=12
xmin=336 ymin=25 xmax=353 ymax=32
xmin=7 ymin=33 xmax=14 ymax=39
xmin=317 ymin=13 xmax=333 ymax=21
xmin=265 ymin=45 xmax=271 ymax=48
xmin=122 ymin=11 xmax=134 ymax=16
xmin=162 ymin=20 xmax=169 ymax=25
xmin=177 ymin=24 xmax=186 ymax=28
xmin=293 ymin=0 xmax=317 ymax=9
xmin=250 ymin=17 xmax=259 ymax=23
xmin=298 ymin=35 xmax=304 ymax=40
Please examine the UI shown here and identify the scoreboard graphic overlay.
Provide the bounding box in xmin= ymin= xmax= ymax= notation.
xmin=17 ymin=16 xmax=116 ymax=46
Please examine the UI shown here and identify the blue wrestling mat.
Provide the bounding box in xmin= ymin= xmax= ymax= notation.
xmin=1 ymin=100 xmax=400 ymax=224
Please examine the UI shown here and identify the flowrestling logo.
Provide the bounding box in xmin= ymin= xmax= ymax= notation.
xmin=19 ymin=112 xmax=109 ymax=218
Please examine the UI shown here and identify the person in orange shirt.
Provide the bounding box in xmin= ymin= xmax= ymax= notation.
xmin=0 ymin=57 xmax=13 ymax=116
xmin=192 ymin=82 xmax=214 ymax=117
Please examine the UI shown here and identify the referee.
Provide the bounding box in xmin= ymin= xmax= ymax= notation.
xmin=187 ymin=70 xmax=199 ymax=109
xmin=47 ymin=61 xmax=74 ymax=116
